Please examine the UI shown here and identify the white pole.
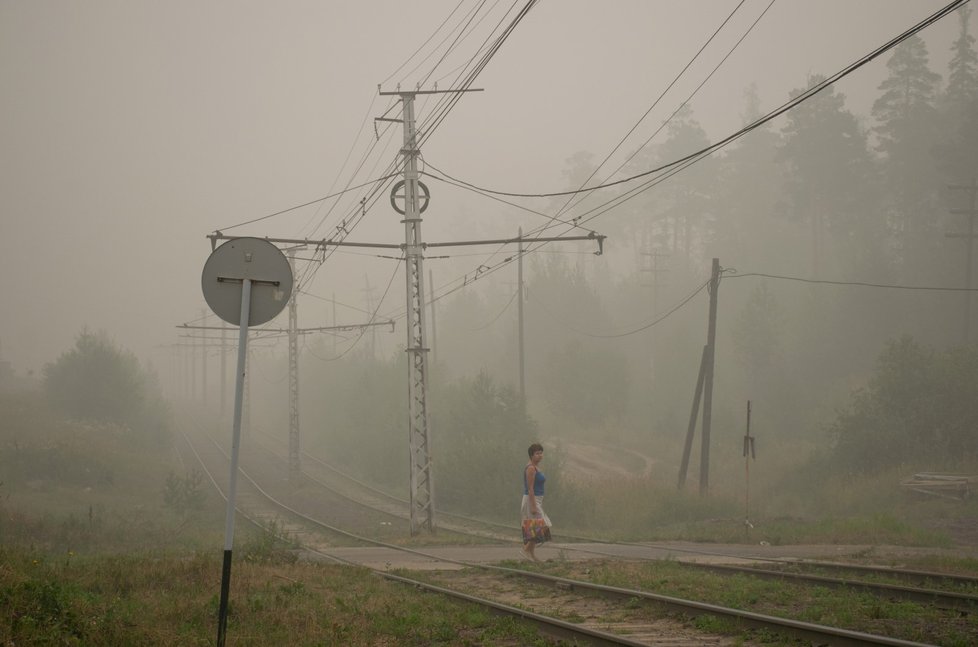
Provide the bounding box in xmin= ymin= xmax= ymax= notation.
xmin=217 ymin=277 xmax=251 ymax=646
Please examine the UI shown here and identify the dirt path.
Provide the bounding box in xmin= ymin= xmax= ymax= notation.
xmin=560 ymin=441 xmax=656 ymax=481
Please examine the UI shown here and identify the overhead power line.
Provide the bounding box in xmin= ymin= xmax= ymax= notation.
xmin=726 ymin=271 xmax=978 ymax=291
xmin=425 ymin=0 xmax=969 ymax=200
xmin=214 ymin=173 xmax=400 ymax=233
xmin=550 ymin=0 xmax=750 ymax=222
xmin=531 ymin=276 xmax=716 ymax=340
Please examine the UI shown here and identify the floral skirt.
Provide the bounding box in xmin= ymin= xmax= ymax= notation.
xmin=520 ymin=495 xmax=552 ymax=544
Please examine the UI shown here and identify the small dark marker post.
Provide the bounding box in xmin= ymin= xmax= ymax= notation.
xmin=743 ymin=400 xmax=755 ymax=541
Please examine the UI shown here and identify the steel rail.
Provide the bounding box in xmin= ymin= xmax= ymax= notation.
xmin=682 ymin=561 xmax=978 ymax=612
xmin=182 ymin=425 xmax=942 ymax=647
xmin=260 ymin=428 xmax=978 ymax=605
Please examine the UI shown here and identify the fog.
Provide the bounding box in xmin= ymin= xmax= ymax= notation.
xmin=2 ymin=0 xmax=975 ymax=461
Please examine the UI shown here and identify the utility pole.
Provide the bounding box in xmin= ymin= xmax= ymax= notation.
xmin=362 ymin=275 xmax=378 ymax=359
xmin=677 ymin=258 xmax=721 ymax=496
xmin=201 ymin=308 xmax=208 ymax=406
xmin=206 ymin=87 xmax=603 ymax=534
xmin=178 ymin=313 xmax=394 ymax=479
xmin=383 ymin=89 xmax=436 ymax=534
xmin=518 ymin=227 xmax=526 ymax=405
xmin=429 ymin=269 xmax=438 ymax=369
xmin=946 ymin=179 xmax=978 ymax=344
xmin=220 ymin=326 xmax=228 ymax=419
xmin=700 ymin=258 xmax=721 ymax=496
xmin=191 ymin=320 xmax=197 ymax=402
xmin=641 ymin=248 xmax=669 ymax=387
xmin=287 ymin=248 xmax=303 ymax=485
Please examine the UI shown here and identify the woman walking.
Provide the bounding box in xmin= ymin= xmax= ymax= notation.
xmin=520 ymin=443 xmax=551 ymax=561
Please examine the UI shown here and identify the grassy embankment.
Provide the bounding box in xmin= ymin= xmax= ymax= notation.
xmin=4 ymin=389 xmax=978 ymax=645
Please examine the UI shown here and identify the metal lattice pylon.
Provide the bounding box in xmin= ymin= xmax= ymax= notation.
xmin=398 ymin=92 xmax=435 ymax=534
xmin=287 ymin=250 xmax=301 ymax=485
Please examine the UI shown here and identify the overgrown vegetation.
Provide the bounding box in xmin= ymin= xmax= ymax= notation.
xmin=434 ymin=371 xmax=540 ymax=519
xmin=828 ymin=336 xmax=978 ymax=473
xmin=0 ymin=547 xmax=553 ymax=646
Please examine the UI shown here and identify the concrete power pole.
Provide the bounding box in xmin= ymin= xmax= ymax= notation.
xmin=383 ymin=89 xmax=436 ymax=535
xmin=947 ymin=179 xmax=978 ymax=344
xmin=429 ymin=269 xmax=438 ymax=369
xmin=641 ymin=248 xmax=669 ymax=387
xmin=201 ymin=309 xmax=208 ymax=406
xmin=205 ymin=82 xmax=600 ymax=534
xmin=220 ymin=327 xmax=228 ymax=419
xmin=518 ymin=227 xmax=526 ymax=405
xmin=287 ymin=249 xmax=302 ymax=485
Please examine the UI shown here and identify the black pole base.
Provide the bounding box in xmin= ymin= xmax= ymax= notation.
xmin=217 ymin=549 xmax=233 ymax=647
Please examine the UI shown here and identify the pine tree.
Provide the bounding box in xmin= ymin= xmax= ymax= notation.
xmin=712 ymin=84 xmax=793 ymax=271
xmin=871 ymin=34 xmax=943 ymax=269
xmin=778 ymin=75 xmax=879 ymax=277
xmin=653 ymin=104 xmax=716 ymax=272
xmin=938 ymin=5 xmax=978 ymax=185
xmin=946 ymin=5 xmax=978 ymax=109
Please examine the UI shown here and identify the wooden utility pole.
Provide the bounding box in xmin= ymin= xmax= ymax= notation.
xmin=700 ymin=258 xmax=721 ymax=495
xmin=678 ymin=345 xmax=708 ymax=489
xmin=678 ymin=258 xmax=721 ymax=495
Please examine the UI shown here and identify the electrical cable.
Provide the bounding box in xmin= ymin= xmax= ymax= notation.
xmin=284 ymin=0 xmax=537 ymax=301
xmin=462 ymin=286 xmax=521 ymax=332
xmin=297 ymin=289 xmax=379 ymax=317
xmin=212 ymin=172 xmax=400 ymax=233
xmin=425 ymin=0 xmax=968 ymax=201
xmin=415 ymin=1 xmax=538 ymax=153
xmin=422 ymin=163 xmax=584 ymax=227
xmin=303 ymin=260 xmax=402 ymax=362
xmin=549 ymin=0 xmax=749 ymax=223
xmin=424 ymin=0 xmax=776 ymax=295
xmin=421 ymin=0 xmax=960 ymax=306
xmin=379 ymin=0 xmax=471 ymax=87
xmin=415 ymin=0 xmax=495 ymax=90
xmin=556 ymin=0 xmax=777 ymax=222
xmin=415 ymin=0 xmax=765 ymax=297
xmin=531 ymin=276 xmax=713 ymax=339
xmin=725 ymin=271 xmax=978 ymax=291
xmin=299 ymin=90 xmax=394 ymax=239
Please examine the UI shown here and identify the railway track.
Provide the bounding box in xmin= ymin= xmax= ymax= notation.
xmin=178 ymin=422 xmax=974 ymax=645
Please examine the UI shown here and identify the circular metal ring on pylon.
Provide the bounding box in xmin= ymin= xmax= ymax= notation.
xmin=390 ymin=180 xmax=430 ymax=215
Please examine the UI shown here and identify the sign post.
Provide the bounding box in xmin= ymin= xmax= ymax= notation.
xmin=201 ymin=237 xmax=292 ymax=647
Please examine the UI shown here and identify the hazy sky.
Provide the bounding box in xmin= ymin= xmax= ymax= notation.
xmin=1 ymin=1 xmax=972 ymax=376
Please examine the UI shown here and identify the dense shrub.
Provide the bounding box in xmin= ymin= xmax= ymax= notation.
xmin=828 ymin=336 xmax=978 ymax=473
xmin=42 ymin=329 xmax=170 ymax=445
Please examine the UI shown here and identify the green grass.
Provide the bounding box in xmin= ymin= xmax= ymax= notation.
xmin=4 ymin=388 xmax=978 ymax=644
xmin=0 ymin=546 xmax=556 ymax=646
xmin=535 ymin=559 xmax=978 ymax=645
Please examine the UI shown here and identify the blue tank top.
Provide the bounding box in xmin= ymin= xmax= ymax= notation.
xmin=523 ymin=465 xmax=545 ymax=496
